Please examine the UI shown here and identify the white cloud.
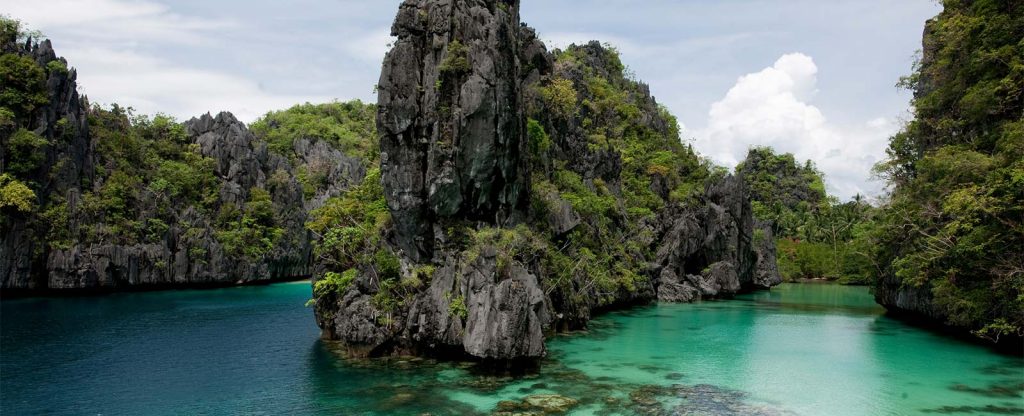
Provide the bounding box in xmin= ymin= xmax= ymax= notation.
xmin=340 ymin=29 xmax=396 ymax=65
xmin=691 ymin=53 xmax=897 ymax=200
xmin=3 ymin=0 xmax=234 ymax=44
xmin=3 ymin=0 xmax=336 ymax=123
xmin=66 ymin=47 xmax=333 ymax=122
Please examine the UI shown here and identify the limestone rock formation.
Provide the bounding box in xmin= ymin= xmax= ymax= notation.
xmin=39 ymin=113 xmax=315 ymax=290
xmin=1 ymin=35 xmax=366 ymax=293
xmin=378 ymin=0 xmax=530 ymax=262
xmin=312 ymin=0 xmax=781 ymax=361
xmin=2 ymin=38 xmax=93 ymax=290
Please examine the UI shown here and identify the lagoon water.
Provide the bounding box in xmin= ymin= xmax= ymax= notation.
xmin=2 ymin=283 xmax=1021 ymax=415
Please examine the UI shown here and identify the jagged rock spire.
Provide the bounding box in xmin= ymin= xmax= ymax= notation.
xmin=377 ymin=0 xmax=530 ymax=262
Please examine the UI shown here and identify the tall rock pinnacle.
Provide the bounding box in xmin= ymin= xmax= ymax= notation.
xmin=378 ymin=0 xmax=529 ymax=262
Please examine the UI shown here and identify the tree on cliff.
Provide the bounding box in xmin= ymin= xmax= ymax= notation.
xmin=872 ymin=0 xmax=1023 ymax=343
xmin=737 ymin=147 xmax=875 ymax=283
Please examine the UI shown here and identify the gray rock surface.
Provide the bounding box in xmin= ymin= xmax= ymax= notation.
xmin=2 ymin=38 xmax=93 ymax=291
xmin=38 ymin=113 xmax=315 ymax=290
xmin=651 ymin=175 xmax=781 ymax=301
xmin=460 ymin=255 xmax=548 ymax=359
xmin=753 ymin=221 xmax=783 ymax=289
xmin=874 ymin=274 xmax=944 ymax=322
xmin=317 ymin=244 xmax=550 ymax=360
xmin=1 ymin=37 xmax=366 ymax=293
xmin=378 ymin=0 xmax=530 ymax=262
xmin=314 ymin=0 xmax=782 ymax=361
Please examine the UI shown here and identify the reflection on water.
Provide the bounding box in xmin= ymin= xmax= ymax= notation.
xmin=2 ymin=283 xmax=1022 ymax=415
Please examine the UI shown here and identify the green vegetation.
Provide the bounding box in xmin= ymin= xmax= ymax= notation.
xmin=307 ymin=168 xmax=389 ymax=274
xmin=0 ymin=15 xmax=42 ymax=45
xmin=438 ymin=40 xmax=471 ymax=74
xmin=313 ymin=269 xmax=357 ymax=298
xmin=739 ymin=147 xmax=875 ymax=284
xmin=75 ymin=106 xmax=226 ymax=245
xmin=446 ymin=291 xmax=468 ymax=319
xmin=739 ymin=147 xmax=827 ymax=237
xmin=538 ymin=78 xmax=577 ymax=118
xmin=510 ymin=44 xmax=717 ymax=308
xmin=250 ymin=101 xmax=376 ymax=159
xmin=6 ymin=129 xmax=47 ymax=176
xmin=871 ymin=0 xmax=1023 ymax=342
xmin=215 ymin=188 xmax=284 ymax=259
xmin=2 ymin=93 xmax=288 ymax=258
xmin=0 ymin=52 xmax=47 ymax=124
xmin=46 ymin=60 xmax=67 ymax=76
xmin=0 ymin=174 xmax=35 ymax=214
xmin=526 ymin=118 xmax=551 ymax=167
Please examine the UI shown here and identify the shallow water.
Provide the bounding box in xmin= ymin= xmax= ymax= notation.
xmin=1 ymin=283 xmax=1021 ymax=415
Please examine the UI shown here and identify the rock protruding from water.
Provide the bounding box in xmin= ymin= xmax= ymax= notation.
xmin=653 ymin=175 xmax=780 ymax=301
xmin=378 ymin=0 xmax=530 ymax=262
xmin=1 ymin=31 xmax=366 ymax=293
xmin=1 ymin=38 xmax=92 ymax=290
xmin=43 ymin=112 xmax=315 ymax=289
xmin=315 ymin=0 xmax=781 ymax=361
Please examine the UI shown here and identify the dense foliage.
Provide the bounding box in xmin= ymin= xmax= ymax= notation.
xmin=738 ymin=147 xmax=827 ymax=237
xmin=0 ymin=17 xmax=44 ymax=225
xmin=1 ymin=15 xmax=294 ymax=270
xmin=872 ymin=0 xmax=1023 ymax=342
xmin=738 ymin=147 xmax=875 ymax=284
xmin=250 ymin=101 xmax=376 ymax=159
xmin=305 ymin=43 xmax=722 ymax=318
xmin=307 ymin=168 xmax=392 ymax=292
xmin=523 ymin=44 xmax=718 ymax=308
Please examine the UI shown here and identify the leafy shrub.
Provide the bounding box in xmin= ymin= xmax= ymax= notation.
xmin=45 ymin=60 xmax=67 ymax=75
xmin=0 ymin=53 xmax=47 ymax=122
xmin=314 ymin=269 xmax=357 ymax=298
xmin=307 ymin=168 xmax=389 ymax=273
xmin=438 ymin=40 xmax=470 ymax=74
xmin=0 ymin=173 xmax=35 ymax=214
xmin=539 ymin=78 xmax=577 ymax=118
xmin=870 ymin=0 xmax=1024 ymax=340
xmin=6 ymin=128 xmax=47 ymax=175
xmin=445 ymin=291 xmax=468 ymax=319
xmin=215 ymin=188 xmax=284 ymax=259
xmin=250 ymin=101 xmax=376 ymax=159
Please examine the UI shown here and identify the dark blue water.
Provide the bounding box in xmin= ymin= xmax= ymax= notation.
xmin=1 ymin=282 xmax=325 ymax=414
xmin=2 ymin=282 xmax=1022 ymax=415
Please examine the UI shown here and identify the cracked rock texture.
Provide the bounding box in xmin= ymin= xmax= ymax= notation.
xmin=1 ymin=36 xmax=366 ymax=293
xmin=313 ymin=0 xmax=781 ymax=361
xmin=378 ymin=0 xmax=530 ymax=263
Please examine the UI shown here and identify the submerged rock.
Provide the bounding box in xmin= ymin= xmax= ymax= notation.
xmin=523 ymin=394 xmax=579 ymax=413
xmin=494 ymin=394 xmax=578 ymax=414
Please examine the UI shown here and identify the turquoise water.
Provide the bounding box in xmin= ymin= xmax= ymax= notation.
xmin=1 ymin=283 xmax=1021 ymax=415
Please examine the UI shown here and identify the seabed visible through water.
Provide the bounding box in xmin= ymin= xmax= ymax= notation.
xmin=2 ymin=282 xmax=1022 ymax=415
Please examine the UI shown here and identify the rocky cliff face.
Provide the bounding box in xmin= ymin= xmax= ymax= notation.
xmin=653 ymin=176 xmax=781 ymax=302
xmin=378 ymin=0 xmax=530 ymax=262
xmin=10 ymin=111 xmax=318 ymax=291
xmin=1 ymin=38 xmax=93 ymax=290
xmin=312 ymin=0 xmax=781 ymax=362
xmin=1 ymin=34 xmax=364 ymax=293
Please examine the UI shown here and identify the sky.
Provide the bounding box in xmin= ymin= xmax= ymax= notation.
xmin=2 ymin=0 xmax=942 ymax=200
